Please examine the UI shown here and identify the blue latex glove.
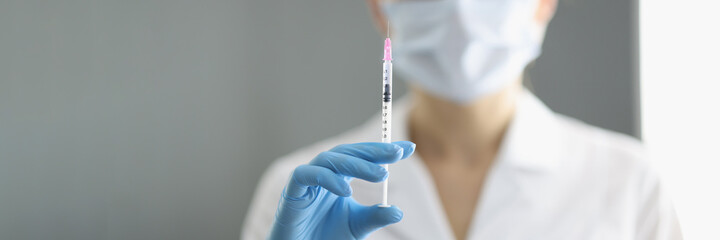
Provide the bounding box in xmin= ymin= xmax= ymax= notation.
xmin=269 ymin=141 xmax=416 ymax=240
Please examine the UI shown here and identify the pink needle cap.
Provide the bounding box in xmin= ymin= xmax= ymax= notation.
xmin=383 ymin=38 xmax=392 ymax=61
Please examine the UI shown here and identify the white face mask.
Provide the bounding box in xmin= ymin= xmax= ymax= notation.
xmin=382 ymin=0 xmax=546 ymax=104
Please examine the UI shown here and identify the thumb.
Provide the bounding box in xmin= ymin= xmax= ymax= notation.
xmin=349 ymin=205 xmax=403 ymax=239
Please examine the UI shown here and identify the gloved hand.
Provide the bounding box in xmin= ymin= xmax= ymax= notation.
xmin=269 ymin=141 xmax=416 ymax=240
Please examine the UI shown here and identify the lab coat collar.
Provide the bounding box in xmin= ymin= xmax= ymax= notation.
xmin=392 ymin=89 xmax=562 ymax=172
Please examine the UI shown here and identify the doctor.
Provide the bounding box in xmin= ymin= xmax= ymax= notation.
xmin=243 ymin=0 xmax=681 ymax=239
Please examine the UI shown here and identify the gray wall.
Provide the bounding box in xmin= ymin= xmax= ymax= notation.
xmin=529 ymin=0 xmax=640 ymax=138
xmin=0 ymin=0 xmax=637 ymax=239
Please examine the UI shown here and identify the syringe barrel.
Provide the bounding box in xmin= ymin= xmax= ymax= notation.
xmin=382 ymin=61 xmax=393 ymax=102
xmin=380 ymin=50 xmax=392 ymax=208
xmin=381 ymin=101 xmax=392 ymax=143
xmin=381 ymin=60 xmax=392 ymax=143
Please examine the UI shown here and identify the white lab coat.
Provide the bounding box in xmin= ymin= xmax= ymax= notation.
xmin=242 ymin=90 xmax=681 ymax=240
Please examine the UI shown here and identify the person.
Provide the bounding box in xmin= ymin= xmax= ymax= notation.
xmin=242 ymin=0 xmax=682 ymax=239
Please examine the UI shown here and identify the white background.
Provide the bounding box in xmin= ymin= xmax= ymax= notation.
xmin=640 ymin=1 xmax=720 ymax=239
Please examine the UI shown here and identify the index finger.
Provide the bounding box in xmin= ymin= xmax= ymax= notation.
xmin=328 ymin=141 xmax=416 ymax=164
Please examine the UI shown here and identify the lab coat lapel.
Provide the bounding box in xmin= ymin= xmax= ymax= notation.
xmin=388 ymin=156 xmax=456 ymax=239
xmin=466 ymin=90 xmax=563 ymax=239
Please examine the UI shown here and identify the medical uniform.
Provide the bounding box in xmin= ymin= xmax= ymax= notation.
xmin=242 ymin=90 xmax=681 ymax=239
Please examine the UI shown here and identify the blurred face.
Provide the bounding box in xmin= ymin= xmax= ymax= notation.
xmin=365 ymin=0 xmax=558 ymax=104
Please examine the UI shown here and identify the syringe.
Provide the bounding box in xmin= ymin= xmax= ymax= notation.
xmin=380 ymin=21 xmax=393 ymax=208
